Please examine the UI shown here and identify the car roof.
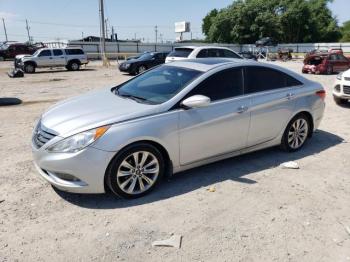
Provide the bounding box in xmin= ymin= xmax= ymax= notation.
xmin=174 ymin=46 xmax=233 ymax=51
xmin=165 ymin=58 xmax=256 ymax=72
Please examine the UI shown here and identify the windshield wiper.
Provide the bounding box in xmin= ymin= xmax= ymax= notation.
xmin=115 ymin=89 xmax=148 ymax=103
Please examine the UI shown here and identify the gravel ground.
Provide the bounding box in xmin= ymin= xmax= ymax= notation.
xmin=0 ymin=60 xmax=349 ymax=262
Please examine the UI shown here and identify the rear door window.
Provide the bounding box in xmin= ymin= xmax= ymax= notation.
xmin=196 ymin=49 xmax=208 ymax=58
xmin=223 ymin=49 xmax=241 ymax=58
xmin=168 ymin=48 xmax=193 ymax=58
xmin=53 ymin=49 xmax=63 ymax=56
xmin=186 ymin=67 xmax=244 ymax=101
xmin=244 ymin=66 xmax=302 ymax=94
xmin=207 ymin=49 xmax=221 ymax=58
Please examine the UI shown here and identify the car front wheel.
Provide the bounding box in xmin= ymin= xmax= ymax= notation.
xmin=281 ymin=114 xmax=310 ymax=152
xmin=106 ymin=143 xmax=164 ymax=198
xmin=137 ymin=65 xmax=147 ymax=74
xmin=24 ymin=63 xmax=36 ymax=73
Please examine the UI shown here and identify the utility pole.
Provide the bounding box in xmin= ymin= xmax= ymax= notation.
xmin=2 ymin=18 xmax=8 ymax=42
xmin=99 ymin=0 xmax=109 ymax=66
xmin=111 ymin=26 xmax=114 ymax=41
xmin=105 ymin=18 xmax=109 ymax=40
xmin=81 ymin=32 xmax=84 ymax=39
xmin=25 ymin=19 xmax=31 ymax=43
xmin=155 ymin=25 xmax=158 ymax=44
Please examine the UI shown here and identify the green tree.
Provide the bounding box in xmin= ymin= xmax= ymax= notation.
xmin=202 ymin=0 xmax=341 ymax=44
xmin=340 ymin=20 xmax=350 ymax=42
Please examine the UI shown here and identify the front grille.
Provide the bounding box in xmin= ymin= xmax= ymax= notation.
xmin=33 ymin=123 xmax=56 ymax=149
xmin=343 ymin=86 xmax=350 ymax=95
xmin=345 ymin=77 xmax=350 ymax=81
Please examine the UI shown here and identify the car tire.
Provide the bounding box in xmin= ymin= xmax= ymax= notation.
xmin=280 ymin=114 xmax=310 ymax=152
xmin=326 ymin=65 xmax=333 ymax=75
xmin=67 ymin=61 xmax=80 ymax=71
xmin=137 ymin=65 xmax=147 ymax=74
xmin=24 ymin=63 xmax=36 ymax=73
xmin=106 ymin=143 xmax=165 ymax=199
xmin=333 ymin=96 xmax=348 ymax=105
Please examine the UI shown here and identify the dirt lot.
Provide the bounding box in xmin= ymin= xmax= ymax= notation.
xmin=0 ymin=60 xmax=350 ymax=262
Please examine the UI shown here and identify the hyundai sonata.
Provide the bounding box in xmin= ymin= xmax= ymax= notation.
xmin=32 ymin=58 xmax=325 ymax=198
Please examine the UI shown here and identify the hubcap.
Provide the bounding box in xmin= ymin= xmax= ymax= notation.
xmin=117 ymin=151 xmax=159 ymax=195
xmin=72 ymin=63 xmax=79 ymax=70
xmin=139 ymin=66 xmax=146 ymax=73
xmin=26 ymin=65 xmax=33 ymax=72
xmin=288 ymin=118 xmax=308 ymax=149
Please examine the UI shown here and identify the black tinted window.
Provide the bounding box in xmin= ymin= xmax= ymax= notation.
xmin=207 ymin=49 xmax=221 ymax=57
xmin=223 ymin=49 xmax=241 ymax=58
xmin=186 ymin=68 xmax=243 ymax=101
xmin=329 ymin=54 xmax=338 ymax=61
xmin=65 ymin=49 xmax=84 ymax=55
xmin=245 ymin=66 xmax=302 ymax=94
xmin=197 ymin=49 xmax=207 ymax=58
xmin=38 ymin=50 xmax=51 ymax=57
xmin=168 ymin=48 xmax=193 ymax=58
xmin=53 ymin=49 xmax=63 ymax=56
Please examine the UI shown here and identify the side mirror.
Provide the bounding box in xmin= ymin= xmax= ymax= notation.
xmin=181 ymin=95 xmax=211 ymax=109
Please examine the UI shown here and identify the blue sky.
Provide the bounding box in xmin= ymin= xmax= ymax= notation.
xmin=0 ymin=0 xmax=349 ymax=43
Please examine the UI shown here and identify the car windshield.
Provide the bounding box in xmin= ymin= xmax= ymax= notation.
xmin=32 ymin=50 xmax=41 ymax=56
xmin=168 ymin=48 xmax=193 ymax=58
xmin=0 ymin=44 xmax=9 ymax=50
xmin=115 ymin=66 xmax=202 ymax=104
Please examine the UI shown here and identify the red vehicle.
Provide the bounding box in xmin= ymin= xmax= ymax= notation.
xmin=302 ymin=53 xmax=350 ymax=75
xmin=0 ymin=42 xmax=45 ymax=61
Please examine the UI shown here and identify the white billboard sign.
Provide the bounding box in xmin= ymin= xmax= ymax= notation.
xmin=175 ymin=21 xmax=191 ymax=33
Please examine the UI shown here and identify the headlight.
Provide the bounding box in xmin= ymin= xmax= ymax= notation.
xmin=336 ymin=73 xmax=343 ymax=80
xmin=47 ymin=125 xmax=110 ymax=153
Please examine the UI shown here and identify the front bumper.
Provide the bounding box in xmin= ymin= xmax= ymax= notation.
xmin=32 ymin=143 xmax=115 ymax=194
xmin=333 ymin=79 xmax=350 ymax=99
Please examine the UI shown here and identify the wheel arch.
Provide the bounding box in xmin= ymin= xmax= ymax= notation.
xmin=103 ymin=139 xmax=173 ymax=192
xmin=67 ymin=59 xmax=81 ymax=65
xmin=24 ymin=60 xmax=37 ymax=67
xmin=289 ymin=110 xmax=314 ymax=137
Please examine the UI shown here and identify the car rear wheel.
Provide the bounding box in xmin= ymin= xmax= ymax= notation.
xmin=24 ymin=63 xmax=36 ymax=73
xmin=106 ymin=143 xmax=164 ymax=198
xmin=137 ymin=65 xmax=147 ymax=74
xmin=281 ymin=114 xmax=310 ymax=152
xmin=67 ymin=61 xmax=80 ymax=71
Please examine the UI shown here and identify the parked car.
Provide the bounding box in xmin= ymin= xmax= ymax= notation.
xmin=333 ymin=69 xmax=350 ymax=104
xmin=0 ymin=42 xmax=45 ymax=61
xmin=32 ymin=58 xmax=325 ymax=198
xmin=238 ymin=51 xmax=258 ymax=61
xmin=302 ymin=53 xmax=350 ymax=74
xmin=119 ymin=52 xmax=169 ymax=75
xmin=255 ymin=37 xmax=278 ymax=47
xmin=165 ymin=46 xmax=243 ymax=63
xmin=15 ymin=47 xmax=88 ymax=73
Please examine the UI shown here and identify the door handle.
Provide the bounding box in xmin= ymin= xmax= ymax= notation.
xmin=237 ymin=105 xmax=248 ymax=113
xmin=286 ymin=93 xmax=294 ymax=100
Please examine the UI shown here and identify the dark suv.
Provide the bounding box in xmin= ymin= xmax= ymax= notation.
xmin=0 ymin=42 xmax=45 ymax=61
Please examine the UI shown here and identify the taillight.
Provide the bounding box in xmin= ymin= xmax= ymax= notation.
xmin=316 ymin=90 xmax=326 ymax=100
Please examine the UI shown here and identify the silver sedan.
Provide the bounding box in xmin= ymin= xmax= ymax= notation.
xmin=32 ymin=58 xmax=325 ymax=198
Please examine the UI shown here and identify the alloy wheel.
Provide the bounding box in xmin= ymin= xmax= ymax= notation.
xmin=288 ymin=118 xmax=309 ymax=149
xmin=116 ymin=151 xmax=160 ymax=195
xmin=138 ymin=65 xmax=146 ymax=74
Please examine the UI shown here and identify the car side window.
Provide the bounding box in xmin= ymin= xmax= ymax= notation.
xmin=337 ymin=54 xmax=348 ymax=61
xmin=53 ymin=49 xmax=63 ymax=56
xmin=197 ymin=49 xmax=208 ymax=58
xmin=38 ymin=50 xmax=52 ymax=57
xmin=185 ymin=68 xmax=244 ymax=101
xmin=207 ymin=49 xmax=220 ymax=57
xmin=244 ymin=66 xmax=302 ymax=94
xmin=223 ymin=49 xmax=241 ymax=58
xmin=329 ymin=54 xmax=338 ymax=61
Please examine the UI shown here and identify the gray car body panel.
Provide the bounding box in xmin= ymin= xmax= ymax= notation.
xmin=32 ymin=59 xmax=325 ymax=193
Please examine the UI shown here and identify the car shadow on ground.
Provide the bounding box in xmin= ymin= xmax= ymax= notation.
xmin=337 ymin=102 xmax=350 ymax=109
xmin=55 ymin=129 xmax=343 ymax=209
xmin=33 ymin=68 xmax=96 ymax=74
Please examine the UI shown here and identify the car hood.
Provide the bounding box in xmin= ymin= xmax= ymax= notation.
xmin=41 ymin=87 xmax=161 ymax=137
xmin=343 ymin=69 xmax=350 ymax=77
xmin=16 ymin=54 xmax=32 ymax=59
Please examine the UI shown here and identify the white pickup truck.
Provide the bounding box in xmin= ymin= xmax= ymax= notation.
xmin=15 ymin=47 xmax=89 ymax=73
